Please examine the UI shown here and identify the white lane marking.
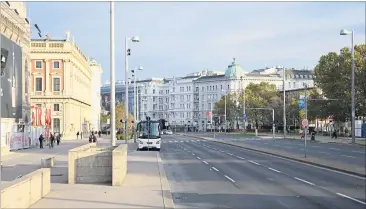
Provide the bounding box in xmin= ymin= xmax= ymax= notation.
xmin=197 ymin=157 xmax=201 ymax=160
xmin=220 ymin=150 xmax=225 ymax=152
xmin=224 ymin=175 xmax=236 ymax=183
xmin=284 ymin=146 xmax=293 ymax=149
xmin=294 ymin=177 xmax=315 ymax=186
xmin=192 ymin=153 xmax=195 ymax=156
xmin=311 ymin=146 xmax=320 ymax=148
xmin=268 ymin=167 xmax=281 ymax=173
xmin=236 ymin=156 xmax=245 ymax=160
xmin=212 ymin=167 xmax=219 ymax=172
xmin=318 ymin=151 xmax=330 ymax=155
xmin=351 ymin=150 xmax=365 ymax=154
xmin=227 ymin=153 xmax=233 ymax=156
xmin=336 ymin=193 xmax=366 ymax=205
xmin=174 ymin=141 xmax=178 ymax=142
xmin=329 ymin=148 xmax=340 ymax=151
xmin=187 ymin=150 xmax=191 ymax=152
xmin=180 ymin=141 xmax=184 ymax=143
xmin=263 ymin=143 xmax=268 ymax=145
xmin=203 ymin=161 xmax=208 ymax=164
xmin=248 ymin=160 xmax=260 ymax=165
xmin=341 ymin=155 xmax=356 ymax=158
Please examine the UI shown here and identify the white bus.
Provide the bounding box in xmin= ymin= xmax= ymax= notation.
xmin=137 ymin=117 xmax=161 ymax=151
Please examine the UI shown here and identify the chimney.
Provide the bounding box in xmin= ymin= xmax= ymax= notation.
xmin=66 ymin=30 xmax=70 ymax=41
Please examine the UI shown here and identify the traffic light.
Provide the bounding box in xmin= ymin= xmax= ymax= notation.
xmin=127 ymin=49 xmax=131 ymax=56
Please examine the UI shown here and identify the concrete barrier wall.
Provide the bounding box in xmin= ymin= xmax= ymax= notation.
xmin=112 ymin=144 xmax=128 ymax=186
xmin=1 ymin=168 xmax=51 ymax=208
xmin=68 ymin=143 xmax=128 ymax=186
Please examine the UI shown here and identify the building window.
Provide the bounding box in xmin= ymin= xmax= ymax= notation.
xmin=35 ymin=61 xmax=42 ymax=69
xmin=153 ymin=89 xmax=155 ymax=94
xmin=53 ymin=118 xmax=60 ymax=133
xmin=221 ymin=85 xmax=222 ymax=90
xmin=53 ymin=61 xmax=60 ymax=69
xmin=53 ymin=77 xmax=61 ymax=91
xmin=35 ymin=77 xmax=42 ymax=91
xmin=54 ymin=104 xmax=60 ymax=111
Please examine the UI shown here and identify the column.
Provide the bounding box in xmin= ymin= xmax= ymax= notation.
xmin=44 ymin=59 xmax=50 ymax=95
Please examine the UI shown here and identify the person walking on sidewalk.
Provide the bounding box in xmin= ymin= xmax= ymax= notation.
xmin=39 ymin=134 xmax=44 ymax=149
xmin=49 ymin=134 xmax=55 ymax=149
xmin=56 ymin=133 xmax=61 ymax=145
xmin=76 ymin=131 xmax=80 ymax=140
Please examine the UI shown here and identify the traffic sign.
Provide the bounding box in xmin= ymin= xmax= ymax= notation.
xmin=302 ymin=119 xmax=308 ymax=128
xmin=243 ymin=114 xmax=247 ymax=121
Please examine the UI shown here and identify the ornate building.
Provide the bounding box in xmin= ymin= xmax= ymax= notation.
xmin=30 ymin=31 xmax=94 ymax=139
xmin=1 ymin=1 xmax=31 ymax=155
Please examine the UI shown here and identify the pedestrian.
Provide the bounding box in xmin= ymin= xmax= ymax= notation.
xmin=98 ymin=130 xmax=101 ymax=137
xmin=50 ymin=134 xmax=55 ymax=149
xmin=56 ymin=134 xmax=61 ymax=145
xmin=39 ymin=134 xmax=44 ymax=149
xmin=93 ymin=134 xmax=97 ymax=143
xmin=76 ymin=131 xmax=79 ymax=140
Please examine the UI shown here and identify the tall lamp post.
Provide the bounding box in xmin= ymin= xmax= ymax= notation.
xmin=340 ymin=29 xmax=355 ymax=144
xmin=283 ymin=67 xmax=286 ymax=139
xmin=124 ymin=35 xmax=140 ymax=144
xmin=131 ymin=66 xmax=143 ymax=143
xmin=110 ymin=2 xmax=116 ymax=146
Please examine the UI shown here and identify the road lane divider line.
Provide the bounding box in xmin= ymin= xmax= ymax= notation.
xmin=224 ymin=175 xmax=235 ymax=183
xmin=341 ymin=155 xmax=356 ymax=158
xmin=294 ymin=177 xmax=315 ymax=186
xmin=248 ymin=160 xmax=260 ymax=165
xmin=203 ymin=161 xmax=208 ymax=164
xmin=236 ymin=156 xmax=245 ymax=160
xmin=268 ymin=167 xmax=281 ymax=173
xmin=197 ymin=157 xmax=201 ymax=160
xmin=212 ymin=167 xmax=219 ymax=172
xmin=192 ymin=153 xmax=195 ymax=156
xmin=336 ymin=193 xmax=366 ymax=205
xmin=329 ymin=148 xmax=340 ymax=151
xmin=351 ymin=151 xmax=364 ymax=154
xmin=318 ymin=151 xmax=330 ymax=155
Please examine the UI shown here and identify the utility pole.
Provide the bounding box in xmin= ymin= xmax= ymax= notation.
xmin=110 ymin=1 xmax=116 ymax=146
xmin=283 ymin=67 xmax=286 ymax=139
xmin=304 ymin=83 xmax=308 ymax=158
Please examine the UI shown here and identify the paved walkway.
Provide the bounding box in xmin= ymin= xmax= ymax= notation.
xmin=260 ymin=133 xmax=366 ymax=146
xmin=29 ymin=148 xmax=174 ymax=209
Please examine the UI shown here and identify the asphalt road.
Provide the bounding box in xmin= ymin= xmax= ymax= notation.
xmin=1 ymin=140 xmax=87 ymax=183
xmin=186 ymin=132 xmax=366 ymax=167
xmin=160 ymin=134 xmax=366 ymax=209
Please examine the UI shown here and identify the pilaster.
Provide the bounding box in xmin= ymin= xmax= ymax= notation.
xmin=44 ymin=59 xmax=50 ymax=95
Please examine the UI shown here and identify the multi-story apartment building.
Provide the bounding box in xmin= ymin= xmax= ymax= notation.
xmin=1 ymin=1 xmax=31 ymax=154
xmin=30 ymin=31 xmax=100 ymax=139
xmin=100 ymin=59 xmax=315 ymax=131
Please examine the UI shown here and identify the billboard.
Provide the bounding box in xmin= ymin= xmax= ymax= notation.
xmin=1 ymin=34 xmax=23 ymax=119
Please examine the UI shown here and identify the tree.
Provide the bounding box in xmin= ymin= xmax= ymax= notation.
xmin=115 ymin=104 xmax=134 ymax=132
xmin=313 ymin=44 xmax=366 ymax=122
xmin=100 ymin=113 xmax=109 ymax=124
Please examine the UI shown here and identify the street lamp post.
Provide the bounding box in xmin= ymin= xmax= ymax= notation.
xmin=124 ymin=35 xmax=140 ymax=144
xmin=304 ymin=83 xmax=308 ymax=158
xmin=340 ymin=29 xmax=355 ymax=144
xmin=283 ymin=67 xmax=286 ymax=139
xmin=240 ymin=76 xmax=246 ymax=132
xmin=110 ymin=1 xmax=116 ymax=146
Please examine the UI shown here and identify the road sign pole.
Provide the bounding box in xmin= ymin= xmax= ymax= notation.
xmin=304 ymin=84 xmax=308 ymax=158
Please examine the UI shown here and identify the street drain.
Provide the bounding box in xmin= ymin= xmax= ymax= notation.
xmin=174 ymin=196 xmax=187 ymax=200
xmin=51 ymin=174 xmax=63 ymax=176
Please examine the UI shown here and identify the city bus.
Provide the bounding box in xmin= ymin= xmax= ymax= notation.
xmin=137 ymin=117 xmax=161 ymax=151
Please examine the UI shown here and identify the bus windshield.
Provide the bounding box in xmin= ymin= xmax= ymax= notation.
xmin=138 ymin=121 xmax=160 ymax=139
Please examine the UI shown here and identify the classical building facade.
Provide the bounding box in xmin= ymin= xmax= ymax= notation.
xmin=1 ymin=1 xmax=31 ymax=154
xmin=30 ymin=31 xmax=95 ymax=139
xmin=89 ymin=58 xmax=103 ymax=131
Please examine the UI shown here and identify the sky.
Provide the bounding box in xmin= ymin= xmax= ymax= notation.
xmin=27 ymin=1 xmax=365 ymax=84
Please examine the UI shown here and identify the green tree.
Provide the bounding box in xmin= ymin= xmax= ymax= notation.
xmin=213 ymin=93 xmax=239 ymax=128
xmin=313 ymin=44 xmax=366 ymax=122
xmin=100 ymin=113 xmax=109 ymax=124
xmin=115 ymin=104 xmax=134 ymax=132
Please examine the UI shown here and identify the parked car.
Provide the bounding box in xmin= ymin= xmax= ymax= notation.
xmin=165 ymin=130 xmax=173 ymax=135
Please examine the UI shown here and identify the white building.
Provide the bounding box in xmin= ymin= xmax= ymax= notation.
xmin=89 ymin=58 xmax=103 ymax=131
xmin=100 ymin=59 xmax=315 ymax=131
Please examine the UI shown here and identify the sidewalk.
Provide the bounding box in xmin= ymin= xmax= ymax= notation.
xmin=260 ymin=133 xmax=366 ymax=146
xmin=29 ymin=148 xmax=175 ymax=209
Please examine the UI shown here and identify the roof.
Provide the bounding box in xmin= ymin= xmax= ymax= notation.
xmin=195 ymin=74 xmax=225 ymax=81
xmin=225 ymin=58 xmax=245 ymax=78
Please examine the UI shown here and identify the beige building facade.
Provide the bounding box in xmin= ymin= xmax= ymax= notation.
xmin=30 ymin=31 xmax=94 ymax=139
xmin=1 ymin=1 xmax=31 ymax=154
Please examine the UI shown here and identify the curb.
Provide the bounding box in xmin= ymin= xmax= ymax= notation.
xmin=157 ymin=152 xmax=175 ymax=209
xmin=184 ymin=134 xmax=366 ymax=178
